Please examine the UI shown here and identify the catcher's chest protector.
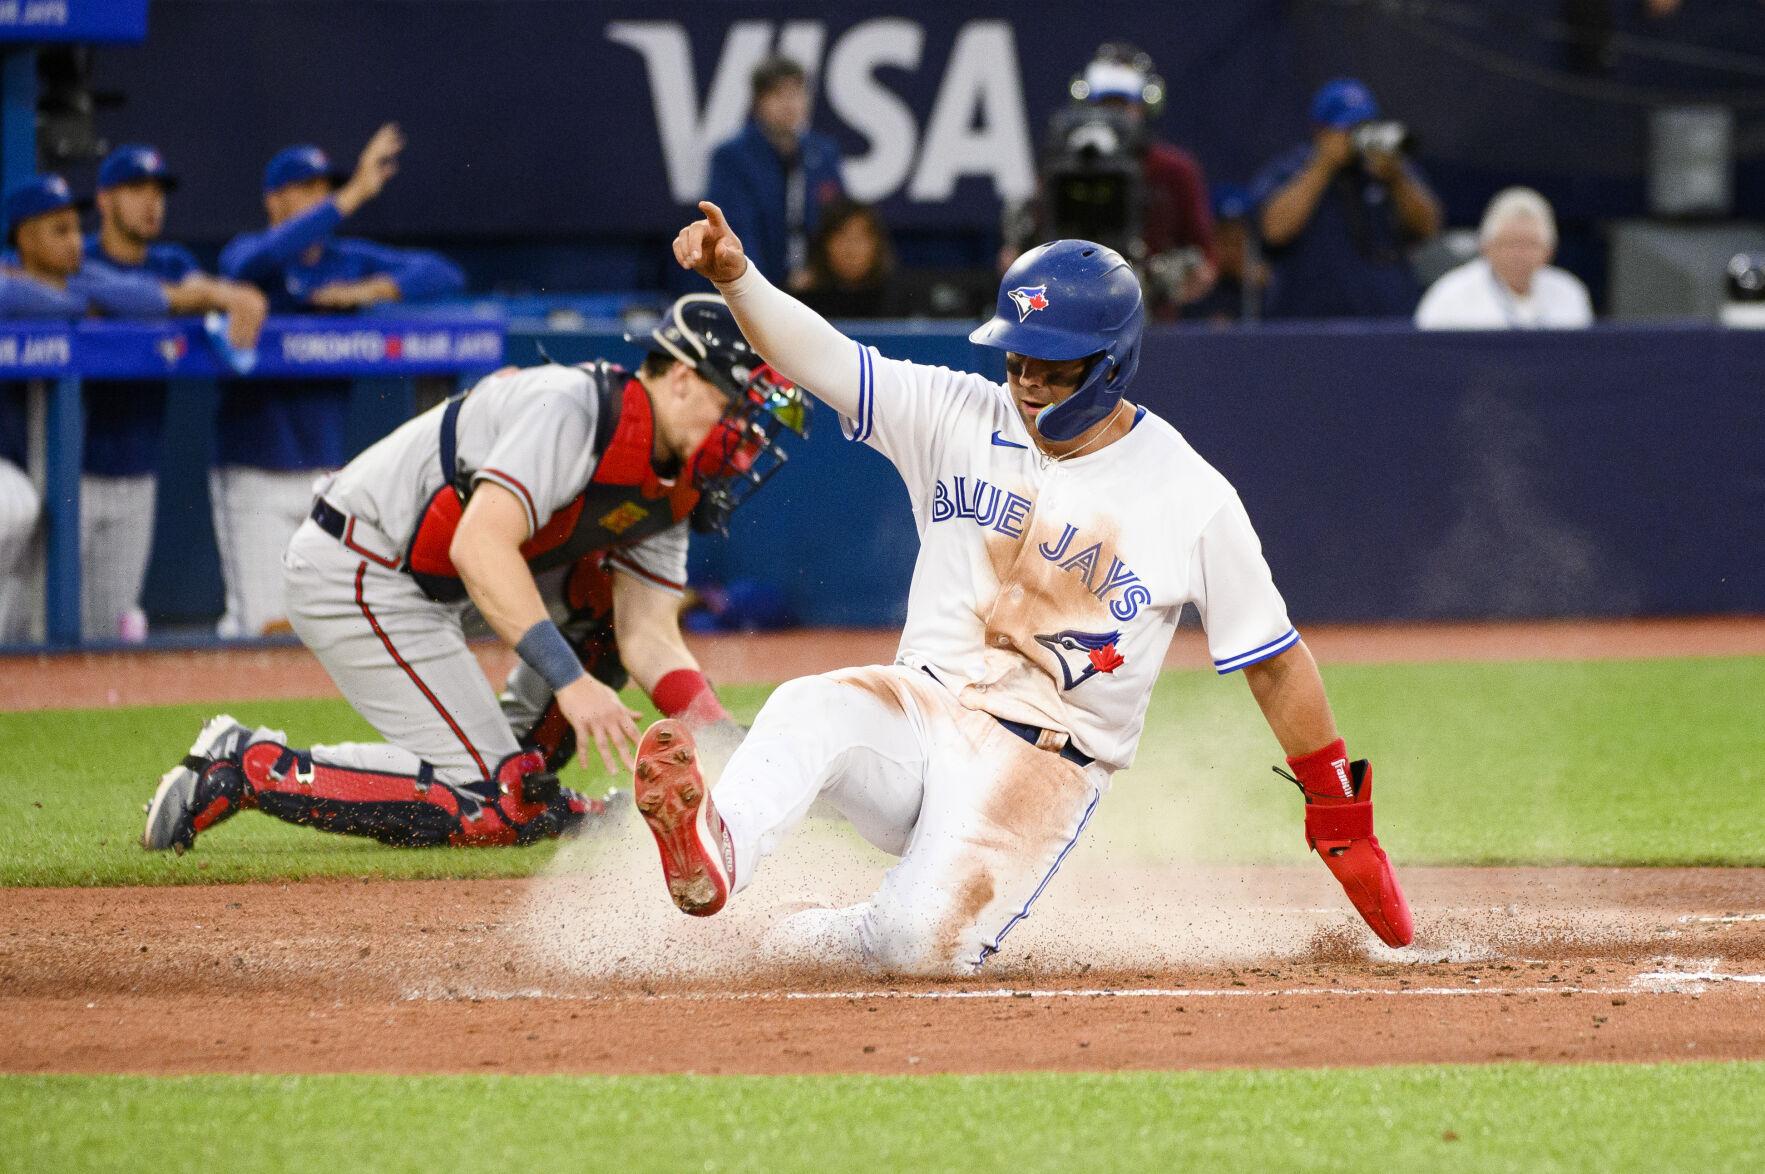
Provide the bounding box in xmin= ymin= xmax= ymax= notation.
xmin=405 ymin=369 xmax=700 ymax=603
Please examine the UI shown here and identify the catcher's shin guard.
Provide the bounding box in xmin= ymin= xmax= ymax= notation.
xmin=1280 ymin=739 xmax=1414 ymax=948
xmin=241 ymin=745 xmax=595 ymax=848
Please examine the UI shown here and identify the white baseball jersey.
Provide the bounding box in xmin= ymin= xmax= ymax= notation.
xmin=848 ymin=350 xmax=1294 ymax=769
xmin=719 ymin=265 xmax=1296 ymax=771
xmin=323 ymin=364 xmax=688 ymax=592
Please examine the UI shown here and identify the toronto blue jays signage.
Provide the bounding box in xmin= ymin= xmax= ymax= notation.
xmin=0 ymin=0 xmax=147 ymax=42
xmin=0 ymin=317 xmax=505 ymax=378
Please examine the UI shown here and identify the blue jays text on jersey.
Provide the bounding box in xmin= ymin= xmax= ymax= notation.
xmin=929 ymin=474 xmax=1150 ymax=623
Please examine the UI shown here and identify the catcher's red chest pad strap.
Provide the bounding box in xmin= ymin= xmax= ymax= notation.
xmin=405 ymin=376 xmax=700 ymax=603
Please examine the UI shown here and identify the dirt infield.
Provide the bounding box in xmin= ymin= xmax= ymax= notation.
xmin=6 ymin=615 xmax=1764 ymax=712
xmin=5 ymin=619 xmax=1762 ymax=1077
xmin=3 ymin=867 xmax=1762 ymax=1076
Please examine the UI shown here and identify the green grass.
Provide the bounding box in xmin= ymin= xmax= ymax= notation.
xmin=3 ymin=657 xmax=1761 ymax=886
xmin=1114 ymin=654 xmax=1765 ymax=867
xmin=0 ymin=685 xmax=767 ymax=887
xmin=4 ymin=1063 xmax=1763 ymax=1173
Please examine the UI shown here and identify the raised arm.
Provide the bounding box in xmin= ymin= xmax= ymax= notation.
xmin=674 ymin=201 xmax=863 ymax=421
xmin=220 ymin=201 xmax=344 ymax=283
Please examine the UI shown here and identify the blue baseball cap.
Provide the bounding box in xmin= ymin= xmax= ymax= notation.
xmin=1310 ymin=78 xmax=1381 ymax=129
xmin=4 ymin=174 xmax=81 ymax=241
xmin=262 ymin=145 xmax=346 ymax=194
xmin=98 ymin=144 xmax=179 ymax=192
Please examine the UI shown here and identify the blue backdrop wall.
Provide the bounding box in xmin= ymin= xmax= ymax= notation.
xmin=80 ymin=0 xmax=1765 ymax=284
xmin=142 ymin=325 xmax=1765 ymax=628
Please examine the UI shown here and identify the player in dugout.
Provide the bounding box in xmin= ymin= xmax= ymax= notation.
xmin=1 ymin=170 xmax=265 ymax=641
xmin=80 ymin=145 xmax=270 ymax=641
xmin=214 ymin=123 xmax=465 ymax=639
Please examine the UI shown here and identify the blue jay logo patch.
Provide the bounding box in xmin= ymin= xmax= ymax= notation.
xmin=1008 ymin=285 xmax=1050 ymax=322
xmin=1035 ymin=628 xmax=1126 ymax=690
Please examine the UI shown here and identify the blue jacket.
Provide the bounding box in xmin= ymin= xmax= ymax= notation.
xmin=705 ymin=122 xmax=844 ymax=282
xmin=220 ymin=201 xmax=465 ymax=313
xmin=218 ymin=199 xmax=467 ymax=470
xmin=1250 ymin=143 xmax=1423 ymax=320
xmin=0 ymin=262 xmax=168 ymax=319
xmin=1 ymin=260 xmax=173 ymax=469
xmin=79 ymin=236 xmax=203 ymax=477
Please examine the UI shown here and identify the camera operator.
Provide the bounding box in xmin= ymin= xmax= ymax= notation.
xmin=1001 ymin=43 xmax=1215 ymax=319
xmin=1252 ymin=78 xmax=1441 ymax=320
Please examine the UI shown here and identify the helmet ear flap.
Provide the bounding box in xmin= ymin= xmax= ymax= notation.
xmin=1107 ymin=337 xmax=1140 ymax=391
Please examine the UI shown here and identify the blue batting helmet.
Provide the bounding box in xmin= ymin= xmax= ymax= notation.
xmin=969 ymin=239 xmax=1145 ymax=442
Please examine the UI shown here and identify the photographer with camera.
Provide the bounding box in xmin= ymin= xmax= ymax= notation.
xmin=1252 ymin=78 xmax=1441 ymax=320
xmin=1001 ymin=43 xmax=1215 ymax=319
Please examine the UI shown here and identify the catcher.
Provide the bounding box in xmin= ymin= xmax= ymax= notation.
xmin=142 ymin=295 xmax=808 ymax=851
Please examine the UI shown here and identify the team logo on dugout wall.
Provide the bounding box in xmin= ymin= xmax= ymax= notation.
xmin=1008 ymin=285 xmax=1050 ymax=322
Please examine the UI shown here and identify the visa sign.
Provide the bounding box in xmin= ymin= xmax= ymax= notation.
xmin=607 ymin=18 xmax=1035 ymax=206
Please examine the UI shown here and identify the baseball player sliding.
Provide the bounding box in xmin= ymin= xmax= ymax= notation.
xmin=633 ymin=203 xmax=1412 ymax=974
xmin=141 ymin=295 xmax=808 ymax=853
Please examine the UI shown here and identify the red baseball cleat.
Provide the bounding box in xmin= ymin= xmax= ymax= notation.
xmin=633 ymin=719 xmax=735 ymax=916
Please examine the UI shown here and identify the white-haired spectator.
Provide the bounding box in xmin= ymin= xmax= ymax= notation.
xmin=1415 ymin=188 xmax=1593 ymax=330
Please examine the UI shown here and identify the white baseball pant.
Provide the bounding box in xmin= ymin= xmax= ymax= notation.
xmin=0 ymin=457 xmax=40 ymax=644
xmin=80 ymin=472 xmax=156 ymax=640
xmin=211 ymin=465 xmax=324 ymax=638
xmin=715 ymin=664 xmax=1110 ymax=975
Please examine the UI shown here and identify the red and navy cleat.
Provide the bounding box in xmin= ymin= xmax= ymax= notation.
xmin=632 ymin=719 xmax=734 ymax=916
xmin=142 ymin=714 xmax=252 ymax=853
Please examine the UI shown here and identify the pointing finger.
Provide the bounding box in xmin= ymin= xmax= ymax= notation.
xmin=699 ymin=201 xmax=729 ymax=231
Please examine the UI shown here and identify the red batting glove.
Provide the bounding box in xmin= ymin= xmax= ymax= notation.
xmin=1281 ymin=739 xmax=1414 ymax=948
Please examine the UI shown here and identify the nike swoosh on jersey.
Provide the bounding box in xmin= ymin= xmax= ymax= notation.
xmin=990 ymin=430 xmax=1029 ymax=450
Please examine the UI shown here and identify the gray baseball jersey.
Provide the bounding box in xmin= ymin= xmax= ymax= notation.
xmin=324 ymin=364 xmax=689 ymax=592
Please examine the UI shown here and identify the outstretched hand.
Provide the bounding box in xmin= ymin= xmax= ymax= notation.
xmin=334 ymin=122 xmax=404 ymax=216
xmin=673 ymin=201 xmax=748 ymax=284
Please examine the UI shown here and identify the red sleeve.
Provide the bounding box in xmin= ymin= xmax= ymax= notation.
xmin=1174 ymin=149 xmax=1217 ymax=265
xmin=1145 ymin=144 xmax=1217 ymax=266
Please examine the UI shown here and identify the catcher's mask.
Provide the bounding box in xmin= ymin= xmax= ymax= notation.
xmin=628 ymin=294 xmax=811 ymax=534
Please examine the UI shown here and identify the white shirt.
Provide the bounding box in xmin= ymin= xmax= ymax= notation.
xmin=720 ymin=265 xmax=1296 ymax=770
xmin=1415 ymin=257 xmax=1593 ymax=330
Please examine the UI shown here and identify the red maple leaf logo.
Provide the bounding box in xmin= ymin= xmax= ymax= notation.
xmin=1088 ymin=643 xmax=1124 ymax=674
xmin=1027 ymin=291 xmax=1049 ymax=311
